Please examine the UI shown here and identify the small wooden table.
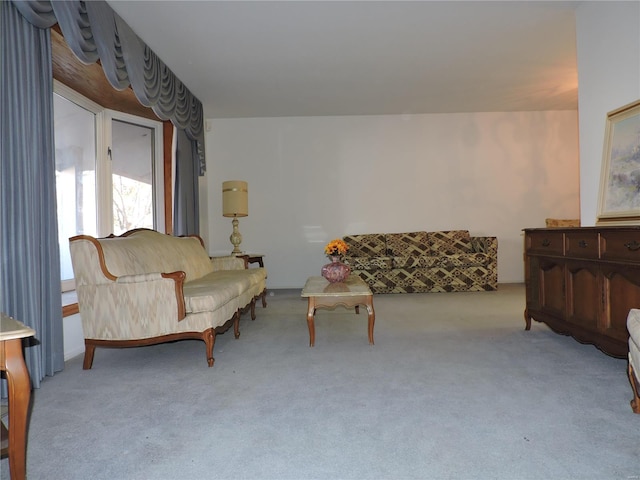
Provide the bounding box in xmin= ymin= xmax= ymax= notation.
xmin=301 ymin=276 xmax=375 ymax=347
xmin=0 ymin=313 xmax=35 ymax=480
xmin=235 ymin=253 xmax=265 ymax=268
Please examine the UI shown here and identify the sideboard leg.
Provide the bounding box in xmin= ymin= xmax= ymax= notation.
xmin=524 ymin=309 xmax=532 ymax=331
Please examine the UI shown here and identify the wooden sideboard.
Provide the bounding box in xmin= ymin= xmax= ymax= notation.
xmin=524 ymin=226 xmax=640 ymax=358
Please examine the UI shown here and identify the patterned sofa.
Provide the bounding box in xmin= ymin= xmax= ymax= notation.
xmin=342 ymin=230 xmax=497 ymax=294
xmin=69 ymin=229 xmax=267 ymax=369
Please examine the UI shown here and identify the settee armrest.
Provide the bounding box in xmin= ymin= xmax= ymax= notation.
xmin=77 ymin=271 xmax=189 ymax=339
xmin=77 ymin=271 xmax=188 ymax=337
xmin=114 ymin=271 xmax=187 ymax=320
xmin=470 ymin=236 xmax=498 ymax=257
xmin=210 ymin=256 xmax=246 ymax=271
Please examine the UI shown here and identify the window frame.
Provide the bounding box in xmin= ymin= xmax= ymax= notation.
xmin=54 ymin=81 xmax=165 ymax=292
xmin=105 ymin=110 xmax=165 ymax=235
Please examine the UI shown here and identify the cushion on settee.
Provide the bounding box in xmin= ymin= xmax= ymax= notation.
xmin=343 ymin=234 xmax=387 ymax=257
xmin=386 ymin=232 xmax=431 ymax=256
xmin=429 ymin=230 xmax=473 ymax=255
xmin=392 ymin=256 xmax=439 ymax=269
xmin=344 ymin=256 xmax=392 ymax=271
xmin=436 ymin=253 xmax=493 ymax=269
xmin=183 ymin=270 xmax=252 ymax=314
xmin=100 ymin=229 xmax=214 ymax=282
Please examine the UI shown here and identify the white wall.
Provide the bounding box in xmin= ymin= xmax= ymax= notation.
xmin=63 ymin=313 xmax=84 ymax=361
xmin=204 ymin=111 xmax=579 ymax=288
xmin=576 ymin=1 xmax=640 ymax=225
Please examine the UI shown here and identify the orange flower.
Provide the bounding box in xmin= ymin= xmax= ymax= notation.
xmin=324 ymin=239 xmax=349 ymax=257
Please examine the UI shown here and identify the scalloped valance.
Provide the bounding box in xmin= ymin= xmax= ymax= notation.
xmin=11 ymin=0 xmax=205 ymax=174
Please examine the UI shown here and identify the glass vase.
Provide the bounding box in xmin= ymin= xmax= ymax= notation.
xmin=321 ymin=256 xmax=351 ymax=283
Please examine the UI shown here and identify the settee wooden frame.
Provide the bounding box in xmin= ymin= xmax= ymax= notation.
xmin=70 ymin=230 xmax=266 ymax=369
xmin=628 ymin=363 xmax=640 ymax=414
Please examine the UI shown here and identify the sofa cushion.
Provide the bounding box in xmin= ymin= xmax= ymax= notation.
xmin=100 ymin=230 xmax=214 ymax=282
xmin=343 ymin=234 xmax=387 ymax=257
xmin=437 ymin=253 xmax=493 ymax=268
xmin=183 ymin=270 xmax=252 ymax=314
xmin=392 ymin=255 xmax=439 ymax=269
xmin=385 ymin=232 xmax=431 ymax=256
xmin=429 ymin=230 xmax=473 ymax=255
xmin=344 ymin=256 xmax=392 ymax=271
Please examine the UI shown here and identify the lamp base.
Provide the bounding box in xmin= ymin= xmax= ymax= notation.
xmin=229 ymin=217 xmax=243 ymax=254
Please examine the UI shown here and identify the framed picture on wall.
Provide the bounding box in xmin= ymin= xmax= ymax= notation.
xmin=596 ymin=99 xmax=640 ymax=225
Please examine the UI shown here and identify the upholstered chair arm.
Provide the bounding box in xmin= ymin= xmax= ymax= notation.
xmin=210 ymin=256 xmax=246 ymax=271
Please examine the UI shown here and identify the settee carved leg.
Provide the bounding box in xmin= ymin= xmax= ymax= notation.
xmin=83 ymin=342 xmax=96 ymax=370
xmin=524 ymin=309 xmax=532 ymax=331
xmin=233 ymin=311 xmax=241 ymax=339
xmin=205 ymin=329 xmax=216 ymax=367
xmin=250 ymin=298 xmax=256 ymax=321
xmin=261 ymin=289 xmax=267 ymax=308
xmin=629 ymin=363 xmax=640 ymax=414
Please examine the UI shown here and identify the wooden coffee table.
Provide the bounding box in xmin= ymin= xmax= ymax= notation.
xmin=301 ymin=275 xmax=375 ymax=347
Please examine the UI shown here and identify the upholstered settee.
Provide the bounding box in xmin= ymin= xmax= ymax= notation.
xmin=628 ymin=309 xmax=640 ymax=413
xmin=69 ymin=228 xmax=267 ymax=369
xmin=342 ymin=230 xmax=497 ymax=294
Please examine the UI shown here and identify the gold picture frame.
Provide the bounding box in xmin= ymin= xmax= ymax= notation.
xmin=596 ymin=99 xmax=640 ymax=225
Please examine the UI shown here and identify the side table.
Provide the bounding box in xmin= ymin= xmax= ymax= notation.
xmin=235 ymin=253 xmax=267 ymax=308
xmin=235 ymin=253 xmax=265 ymax=268
xmin=0 ymin=313 xmax=35 ymax=480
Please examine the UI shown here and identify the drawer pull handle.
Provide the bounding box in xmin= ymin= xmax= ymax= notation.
xmin=541 ymin=239 xmax=551 ymax=247
xmin=578 ymin=240 xmax=588 ymax=248
xmin=624 ymin=240 xmax=640 ymax=251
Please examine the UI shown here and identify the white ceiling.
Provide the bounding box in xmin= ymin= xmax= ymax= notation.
xmin=107 ymin=0 xmax=580 ymax=118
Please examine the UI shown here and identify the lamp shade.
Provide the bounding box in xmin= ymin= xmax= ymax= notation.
xmin=222 ymin=180 xmax=248 ymax=217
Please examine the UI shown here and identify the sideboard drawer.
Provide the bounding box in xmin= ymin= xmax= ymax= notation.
xmin=565 ymin=232 xmax=599 ymax=259
xmin=601 ymin=230 xmax=640 ymax=263
xmin=526 ymin=231 xmax=564 ymax=255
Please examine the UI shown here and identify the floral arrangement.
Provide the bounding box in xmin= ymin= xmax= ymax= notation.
xmin=324 ymin=238 xmax=349 ymax=259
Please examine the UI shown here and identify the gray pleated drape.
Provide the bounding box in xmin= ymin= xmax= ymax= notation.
xmin=174 ymin=129 xmax=201 ymax=237
xmin=1 ymin=0 xmax=65 ymax=388
xmin=10 ymin=0 xmax=206 ymax=164
xmin=11 ymin=0 xmax=205 ymax=235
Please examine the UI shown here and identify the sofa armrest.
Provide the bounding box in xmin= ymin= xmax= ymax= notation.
xmin=471 ymin=237 xmax=498 ymax=257
xmin=79 ymin=270 xmax=186 ymax=329
xmin=210 ymin=256 xmax=246 ymax=271
xmin=77 ymin=271 xmax=190 ymax=339
xmin=114 ymin=271 xmax=186 ymax=320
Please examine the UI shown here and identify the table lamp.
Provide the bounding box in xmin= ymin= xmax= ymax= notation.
xmin=222 ymin=180 xmax=248 ymax=254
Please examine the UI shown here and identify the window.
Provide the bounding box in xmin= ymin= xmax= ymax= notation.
xmin=54 ymin=81 xmax=164 ymax=291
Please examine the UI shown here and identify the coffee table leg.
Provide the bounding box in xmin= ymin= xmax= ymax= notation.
xmin=365 ymin=300 xmax=375 ymax=345
xmin=307 ymin=297 xmax=316 ymax=347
